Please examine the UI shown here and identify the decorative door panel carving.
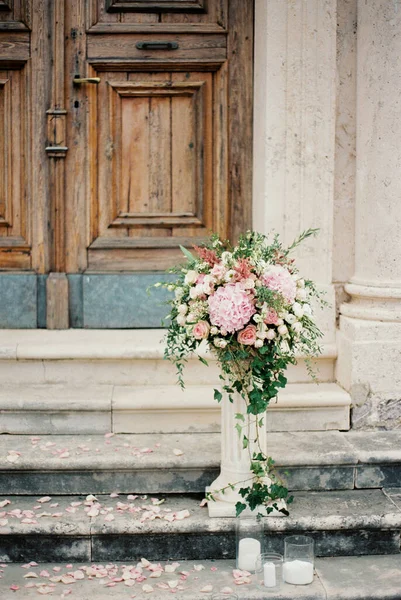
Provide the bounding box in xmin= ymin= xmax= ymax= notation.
xmin=0 ymin=65 xmax=30 ymax=269
xmin=0 ymin=0 xmax=30 ymax=28
xmin=87 ymin=68 xmax=223 ymax=270
xmin=88 ymin=0 xmax=226 ymax=30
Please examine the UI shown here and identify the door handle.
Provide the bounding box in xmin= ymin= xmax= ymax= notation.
xmin=136 ymin=41 xmax=179 ymax=51
xmin=73 ymin=77 xmax=101 ymax=85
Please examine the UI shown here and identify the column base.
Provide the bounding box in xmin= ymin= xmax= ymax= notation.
xmin=336 ymin=315 xmax=401 ymax=429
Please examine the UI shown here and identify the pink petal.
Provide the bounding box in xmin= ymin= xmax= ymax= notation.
xmin=104 ymin=514 xmax=115 ymax=522
xmin=173 ymin=449 xmax=183 ymax=456
xmin=10 ymin=584 xmax=19 ymax=591
xmin=104 ymin=432 xmax=114 ymax=438
xmin=199 ymin=498 xmax=208 ymax=507
xmin=40 ymin=570 xmax=50 ymax=577
xmin=0 ymin=500 xmax=11 ymax=508
xmin=37 ymin=496 xmax=52 ymax=504
xmin=220 ymin=587 xmax=234 ymax=594
xmin=200 ymin=585 xmax=213 ymax=593
xmin=59 ymin=452 xmax=70 ymax=459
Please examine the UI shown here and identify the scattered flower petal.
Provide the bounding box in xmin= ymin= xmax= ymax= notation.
xmin=173 ymin=449 xmax=183 ymax=456
xmin=142 ymin=584 xmax=153 ymax=593
xmin=221 ymin=587 xmax=234 ymax=594
xmin=37 ymin=497 xmax=52 ymax=504
xmin=194 ymin=565 xmax=205 ymax=572
xmin=200 ymin=585 xmax=213 ymax=593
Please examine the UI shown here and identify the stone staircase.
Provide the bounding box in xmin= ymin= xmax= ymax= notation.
xmin=0 ymin=330 xmax=350 ymax=434
xmin=1 ymin=330 xmax=400 ymax=598
xmin=0 ymin=430 xmax=400 ymax=598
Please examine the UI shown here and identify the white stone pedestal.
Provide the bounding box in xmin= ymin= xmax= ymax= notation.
xmin=207 ymin=392 xmax=267 ymax=518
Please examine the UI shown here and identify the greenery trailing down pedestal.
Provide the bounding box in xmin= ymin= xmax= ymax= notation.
xmin=157 ymin=229 xmax=326 ymax=516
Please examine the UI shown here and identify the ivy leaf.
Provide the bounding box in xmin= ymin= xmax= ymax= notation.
xmin=236 ymin=502 xmax=247 ymax=517
xmin=198 ymin=356 xmax=209 ymax=367
xmin=235 ymin=413 xmax=245 ymax=422
xmin=243 ymin=435 xmax=248 ymax=450
xmin=235 ymin=423 xmax=242 ymax=437
xmin=214 ymin=389 xmax=223 ymax=403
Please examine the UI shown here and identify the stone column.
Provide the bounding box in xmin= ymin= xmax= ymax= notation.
xmin=253 ymin=0 xmax=337 ymax=345
xmin=208 ymin=392 xmax=267 ymax=517
xmin=337 ymin=0 xmax=401 ymax=428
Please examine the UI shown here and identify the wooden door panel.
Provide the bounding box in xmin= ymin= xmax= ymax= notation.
xmin=88 ymin=67 xmax=219 ymax=270
xmin=88 ymin=0 xmax=226 ymax=30
xmin=0 ymin=65 xmax=30 ymax=269
xmin=0 ymin=0 xmax=30 ymax=27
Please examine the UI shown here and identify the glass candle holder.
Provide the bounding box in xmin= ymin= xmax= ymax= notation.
xmin=235 ymin=514 xmax=264 ymax=573
xmin=283 ymin=535 xmax=314 ymax=585
xmin=255 ymin=552 xmax=283 ymax=591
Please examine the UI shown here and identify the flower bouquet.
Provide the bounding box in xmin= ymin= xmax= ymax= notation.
xmin=158 ymin=230 xmax=324 ymax=516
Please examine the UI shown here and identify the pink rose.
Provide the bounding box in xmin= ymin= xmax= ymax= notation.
xmin=237 ymin=324 xmax=257 ymax=346
xmin=264 ymin=309 xmax=279 ymax=325
xmin=193 ymin=320 xmax=210 ymax=340
xmin=211 ymin=263 xmax=227 ymax=280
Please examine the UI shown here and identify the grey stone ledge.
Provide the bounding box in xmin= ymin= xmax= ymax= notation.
xmin=1 ymin=557 xmax=401 ymax=600
xmin=344 ymin=431 xmax=401 ymax=464
xmin=0 ymin=490 xmax=399 ymax=539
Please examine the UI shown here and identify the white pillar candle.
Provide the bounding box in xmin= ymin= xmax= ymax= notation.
xmin=263 ymin=561 xmax=276 ymax=588
xmin=283 ymin=560 xmax=314 ymax=585
xmin=237 ymin=537 xmax=261 ymax=572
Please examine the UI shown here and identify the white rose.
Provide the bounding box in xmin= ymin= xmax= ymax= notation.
xmin=296 ymin=288 xmax=307 ymax=301
xmin=284 ymin=313 xmax=297 ymax=325
xmin=184 ymin=270 xmax=198 ymax=285
xmin=254 ymin=339 xmax=263 ymax=349
xmin=297 ymin=278 xmax=305 ymax=288
xmin=256 ymin=330 xmax=266 ymax=340
xmin=292 ymin=302 xmax=304 ymax=318
xmin=186 ymin=313 xmax=196 ymax=323
xmin=219 ymin=339 xmax=228 ymax=348
xmin=303 ymin=303 xmax=312 ymax=316
xmin=291 ymin=321 xmax=303 ymax=334
xmin=220 ymin=329 xmax=228 ymax=336
xmin=210 ymin=326 xmax=219 ymax=335
xmin=276 ymin=318 xmax=284 ymax=326
xmin=278 ymin=324 xmax=288 ymax=336
xmin=176 ymin=315 xmax=186 ymax=327
xmin=204 ymin=275 xmax=213 ymax=285
xmin=266 ymin=329 xmax=276 ymax=340
xmin=203 ymin=283 xmax=213 ymax=295
xmin=178 ymin=304 xmax=188 ymax=315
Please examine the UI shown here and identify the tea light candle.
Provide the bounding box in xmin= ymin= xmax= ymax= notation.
xmin=238 ymin=537 xmax=261 ymax=572
xmin=263 ymin=561 xmax=276 ymax=587
xmin=283 ymin=559 xmax=314 ymax=585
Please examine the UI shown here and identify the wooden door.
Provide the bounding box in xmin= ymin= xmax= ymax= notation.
xmin=0 ymin=0 xmax=254 ymax=328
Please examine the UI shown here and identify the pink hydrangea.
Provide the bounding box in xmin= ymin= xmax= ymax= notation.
xmin=261 ymin=265 xmax=296 ymax=304
xmin=208 ymin=283 xmax=256 ymax=333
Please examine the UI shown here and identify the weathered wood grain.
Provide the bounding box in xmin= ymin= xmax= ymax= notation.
xmin=228 ymin=0 xmax=254 ymax=241
xmin=46 ymin=272 xmax=69 ymax=329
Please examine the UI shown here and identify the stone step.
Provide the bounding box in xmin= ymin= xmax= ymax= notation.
xmin=1 ymin=555 xmax=401 ymax=600
xmin=1 ymin=431 xmax=400 ymax=496
xmin=0 ymin=329 xmax=338 ymax=385
xmin=0 ymin=382 xmax=351 ymax=435
xmin=0 ymin=330 xmax=348 ymax=433
xmin=0 ymin=490 xmax=400 ymax=563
